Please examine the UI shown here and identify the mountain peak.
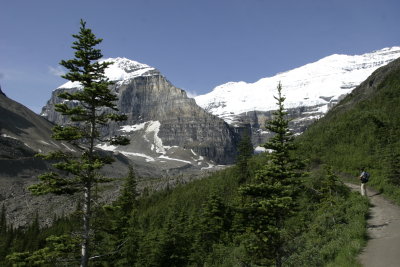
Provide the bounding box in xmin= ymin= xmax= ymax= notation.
xmin=195 ymin=46 xmax=400 ymax=124
xmin=58 ymin=57 xmax=159 ymax=89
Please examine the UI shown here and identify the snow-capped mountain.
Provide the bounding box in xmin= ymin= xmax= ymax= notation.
xmin=42 ymin=57 xmax=240 ymax=170
xmin=195 ymin=47 xmax=400 ymax=126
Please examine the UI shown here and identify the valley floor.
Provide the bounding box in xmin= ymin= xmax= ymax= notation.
xmin=347 ymin=183 xmax=400 ymax=267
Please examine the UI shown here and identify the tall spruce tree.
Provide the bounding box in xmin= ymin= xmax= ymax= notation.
xmin=239 ymin=82 xmax=305 ymax=267
xmin=28 ymin=19 xmax=128 ymax=267
xmin=113 ymin=165 xmax=140 ymax=265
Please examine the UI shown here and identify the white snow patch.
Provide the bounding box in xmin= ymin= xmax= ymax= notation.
xmin=39 ymin=140 xmax=51 ymax=146
xmin=61 ymin=142 xmax=76 ymax=152
xmin=293 ymin=115 xmax=322 ymax=122
xmin=158 ymin=155 xmax=191 ymax=164
xmin=164 ymin=146 xmax=179 ymax=150
xmin=59 ymin=81 xmax=82 ymax=89
xmin=190 ymin=149 xmax=205 ymax=161
xmin=1 ymin=134 xmax=17 ymax=140
xmin=120 ymin=122 xmax=147 ymax=133
xmin=23 ymin=143 xmax=33 ymax=149
xmin=254 ymin=146 xmax=267 ymax=154
xmin=257 ymin=130 xmax=269 ymax=135
xmin=201 ymin=163 xmax=215 ymax=170
xmin=50 ymin=141 xmax=60 ymax=148
xmin=317 ymin=104 xmax=329 ymax=113
xmin=145 ymin=121 xmax=165 ymax=154
xmin=96 ymin=143 xmax=118 ymax=151
xmin=121 ymin=151 xmax=155 ymax=162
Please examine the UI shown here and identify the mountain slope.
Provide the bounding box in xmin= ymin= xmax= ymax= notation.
xmin=0 ymin=86 xmax=78 ymax=176
xmin=42 ymin=58 xmax=240 ymax=166
xmin=0 ymin=89 xmax=74 ymax=226
xmin=0 ymin=88 xmax=130 ymax=227
xmin=0 ymin=87 xmax=75 ymax=157
xmin=297 ymin=56 xmax=400 ymax=196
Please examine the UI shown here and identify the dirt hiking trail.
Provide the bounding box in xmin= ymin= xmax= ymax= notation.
xmin=347 ymin=183 xmax=400 ymax=267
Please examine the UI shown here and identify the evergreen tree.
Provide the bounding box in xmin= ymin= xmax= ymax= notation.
xmin=195 ymin=192 xmax=230 ymax=258
xmin=28 ymin=19 xmax=128 ymax=267
xmin=239 ymin=82 xmax=305 ymax=266
xmin=236 ymin=131 xmax=254 ymax=183
xmin=318 ymin=166 xmax=347 ymax=201
xmin=119 ymin=165 xmax=139 ymax=216
xmin=121 ymin=209 xmax=140 ymax=265
xmin=118 ymin=166 xmax=140 ymax=265
xmin=158 ymin=210 xmax=192 ymax=267
xmin=105 ymin=165 xmax=140 ymax=265
xmin=137 ymin=209 xmax=191 ymax=267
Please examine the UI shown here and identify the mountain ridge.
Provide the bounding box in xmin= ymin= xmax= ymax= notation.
xmin=195 ymin=46 xmax=400 ymax=125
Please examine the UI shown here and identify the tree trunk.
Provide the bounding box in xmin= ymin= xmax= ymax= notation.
xmin=81 ymin=107 xmax=95 ymax=267
xmin=81 ymin=183 xmax=91 ymax=267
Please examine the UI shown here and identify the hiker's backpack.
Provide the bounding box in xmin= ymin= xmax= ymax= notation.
xmin=361 ymin=172 xmax=370 ymax=183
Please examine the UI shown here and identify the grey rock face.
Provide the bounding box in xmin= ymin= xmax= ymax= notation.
xmin=42 ymin=71 xmax=239 ymax=164
xmin=231 ymin=104 xmax=325 ymax=146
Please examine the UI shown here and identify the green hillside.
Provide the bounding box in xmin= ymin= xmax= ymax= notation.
xmin=297 ymin=57 xmax=400 ymax=202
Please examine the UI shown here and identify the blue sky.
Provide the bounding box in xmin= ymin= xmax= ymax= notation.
xmin=1 ymin=0 xmax=399 ymax=113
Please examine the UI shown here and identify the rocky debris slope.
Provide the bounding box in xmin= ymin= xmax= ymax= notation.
xmin=0 ymin=89 xmax=75 ymax=227
xmin=0 ymin=87 xmax=75 ymax=155
xmin=41 ymin=58 xmax=240 ymax=165
xmin=0 ymin=88 xmax=133 ymax=227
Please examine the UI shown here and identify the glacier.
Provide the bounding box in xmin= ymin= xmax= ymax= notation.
xmin=195 ymin=47 xmax=400 ymax=125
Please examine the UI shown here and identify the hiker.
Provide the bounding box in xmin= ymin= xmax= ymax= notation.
xmin=359 ymin=169 xmax=370 ymax=196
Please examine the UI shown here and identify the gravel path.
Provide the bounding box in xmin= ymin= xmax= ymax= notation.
xmin=347 ymin=183 xmax=400 ymax=267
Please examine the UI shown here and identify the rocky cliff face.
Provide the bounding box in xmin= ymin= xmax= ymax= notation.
xmin=41 ymin=58 xmax=240 ymax=165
